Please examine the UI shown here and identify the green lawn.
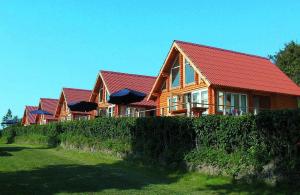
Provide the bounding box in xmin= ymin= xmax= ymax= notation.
xmin=0 ymin=144 xmax=294 ymax=195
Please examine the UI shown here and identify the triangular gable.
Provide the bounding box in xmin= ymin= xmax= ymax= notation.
xmin=148 ymin=41 xmax=210 ymax=100
xmin=89 ymin=72 xmax=111 ymax=103
xmin=54 ymin=89 xmax=67 ymax=118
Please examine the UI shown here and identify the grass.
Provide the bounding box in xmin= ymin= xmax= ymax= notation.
xmin=0 ymin=144 xmax=296 ymax=195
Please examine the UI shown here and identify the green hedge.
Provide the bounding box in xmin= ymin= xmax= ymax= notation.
xmin=1 ymin=109 xmax=300 ymax=177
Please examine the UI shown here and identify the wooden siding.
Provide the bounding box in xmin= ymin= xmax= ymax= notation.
xmin=158 ymin=53 xmax=209 ymax=116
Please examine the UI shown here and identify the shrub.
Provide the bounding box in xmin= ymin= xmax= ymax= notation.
xmin=2 ymin=109 xmax=300 ymax=178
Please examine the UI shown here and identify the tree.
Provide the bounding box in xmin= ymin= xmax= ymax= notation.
xmin=1 ymin=109 xmax=18 ymax=129
xmin=270 ymin=41 xmax=300 ymax=86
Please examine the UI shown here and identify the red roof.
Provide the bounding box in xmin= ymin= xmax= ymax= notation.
xmin=63 ymin=88 xmax=92 ymax=104
xmin=175 ymin=40 xmax=300 ymax=96
xmin=101 ymin=70 xmax=156 ymax=106
xmin=25 ymin=106 xmax=38 ymax=124
xmin=39 ymin=98 xmax=59 ymax=120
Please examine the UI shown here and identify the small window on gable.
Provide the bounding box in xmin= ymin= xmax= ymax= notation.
xmin=185 ymin=59 xmax=195 ymax=84
xmin=161 ymin=80 xmax=166 ymax=91
xmin=171 ymin=57 xmax=180 ymax=88
xmin=99 ymin=85 xmax=103 ymax=102
xmin=106 ymin=90 xmax=110 ymax=102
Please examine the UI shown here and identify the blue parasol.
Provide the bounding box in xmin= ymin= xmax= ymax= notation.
xmin=30 ymin=109 xmax=53 ymax=115
xmin=108 ymin=88 xmax=146 ymax=105
xmin=68 ymin=101 xmax=98 ymax=112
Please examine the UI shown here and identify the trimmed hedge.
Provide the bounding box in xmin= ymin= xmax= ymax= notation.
xmin=1 ymin=109 xmax=300 ymax=178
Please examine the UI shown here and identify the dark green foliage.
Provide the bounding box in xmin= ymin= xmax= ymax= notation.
xmin=255 ymin=109 xmax=300 ymax=172
xmin=270 ymin=41 xmax=300 ymax=85
xmin=1 ymin=110 xmax=300 ymax=177
xmin=133 ymin=117 xmax=195 ymax=164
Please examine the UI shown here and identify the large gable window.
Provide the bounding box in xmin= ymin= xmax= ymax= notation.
xmin=171 ymin=57 xmax=180 ymax=88
xmin=185 ymin=59 xmax=195 ymax=84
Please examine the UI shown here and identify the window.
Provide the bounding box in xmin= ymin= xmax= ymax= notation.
xmin=217 ymin=91 xmax=248 ymax=115
xmin=106 ymin=90 xmax=110 ymax=102
xmin=183 ymin=93 xmax=191 ymax=109
xmin=168 ymin=96 xmax=178 ymax=112
xmin=241 ymin=95 xmax=247 ymax=113
xmin=162 ymin=80 xmax=166 ymax=91
xmin=185 ymin=59 xmax=195 ymax=84
xmin=138 ymin=108 xmax=146 ymax=117
xmin=218 ymin=92 xmax=224 ymax=111
xmin=99 ymin=86 xmax=103 ymax=102
xmin=171 ymin=58 xmax=180 ymax=88
xmin=107 ymin=106 xmax=115 ymax=117
xmin=201 ymin=91 xmax=208 ymax=107
xmin=192 ymin=91 xmax=200 ymax=107
xmin=74 ymin=115 xmax=88 ymax=120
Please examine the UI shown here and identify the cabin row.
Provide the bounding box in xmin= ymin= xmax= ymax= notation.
xmin=22 ymin=40 xmax=300 ymax=126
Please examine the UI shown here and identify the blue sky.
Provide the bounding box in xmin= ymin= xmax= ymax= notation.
xmin=0 ymin=0 xmax=299 ymax=120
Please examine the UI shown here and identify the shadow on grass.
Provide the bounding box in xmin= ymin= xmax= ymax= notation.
xmin=0 ymin=145 xmax=53 ymax=157
xmin=196 ymin=178 xmax=300 ymax=194
xmin=0 ymin=161 xmax=179 ymax=195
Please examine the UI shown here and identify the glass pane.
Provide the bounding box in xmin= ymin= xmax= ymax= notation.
xmin=106 ymin=90 xmax=110 ymax=102
xmin=225 ymin=93 xmax=232 ymax=114
xmin=232 ymin=94 xmax=240 ymax=115
xmin=183 ymin=93 xmax=191 ymax=109
xmin=241 ymin=95 xmax=247 ymax=113
xmin=99 ymin=88 xmax=103 ymax=102
xmin=218 ymin=92 xmax=224 ymax=112
xmin=185 ymin=60 xmax=195 ymax=84
xmin=162 ymin=80 xmax=166 ymax=90
xmin=192 ymin=92 xmax=199 ymax=107
xmin=171 ymin=67 xmax=180 ymax=88
xmin=201 ymin=91 xmax=208 ymax=107
xmin=172 ymin=97 xmax=177 ymax=110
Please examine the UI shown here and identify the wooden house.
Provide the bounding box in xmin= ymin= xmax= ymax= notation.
xmin=90 ymin=70 xmax=156 ymax=117
xmin=148 ymin=40 xmax=300 ymax=116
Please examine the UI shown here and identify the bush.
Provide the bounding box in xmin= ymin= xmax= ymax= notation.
xmin=2 ymin=109 xmax=300 ymax=178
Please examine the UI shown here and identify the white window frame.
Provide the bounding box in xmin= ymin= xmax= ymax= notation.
xmin=217 ymin=91 xmax=248 ymax=114
xmin=107 ymin=105 xmax=115 ymax=117
xmin=167 ymin=96 xmax=178 ymax=113
xmin=170 ymin=56 xmax=180 ymax=89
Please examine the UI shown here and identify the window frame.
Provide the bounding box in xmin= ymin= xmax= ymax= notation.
xmin=167 ymin=96 xmax=178 ymax=113
xmin=107 ymin=105 xmax=115 ymax=117
xmin=217 ymin=91 xmax=248 ymax=114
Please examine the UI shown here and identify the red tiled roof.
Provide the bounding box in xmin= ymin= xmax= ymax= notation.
xmin=40 ymin=98 xmax=59 ymax=120
xmin=175 ymin=40 xmax=300 ymax=96
xmin=101 ymin=70 xmax=156 ymax=106
xmin=25 ymin=106 xmax=38 ymax=124
xmin=63 ymin=88 xmax=92 ymax=104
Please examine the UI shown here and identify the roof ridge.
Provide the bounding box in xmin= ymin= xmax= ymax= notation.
xmin=25 ymin=105 xmax=38 ymax=108
xmin=40 ymin=98 xmax=58 ymax=101
xmin=101 ymin=70 xmax=156 ymax=79
xmin=174 ymin=40 xmax=269 ymax=60
xmin=63 ymin=87 xmax=92 ymax=92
